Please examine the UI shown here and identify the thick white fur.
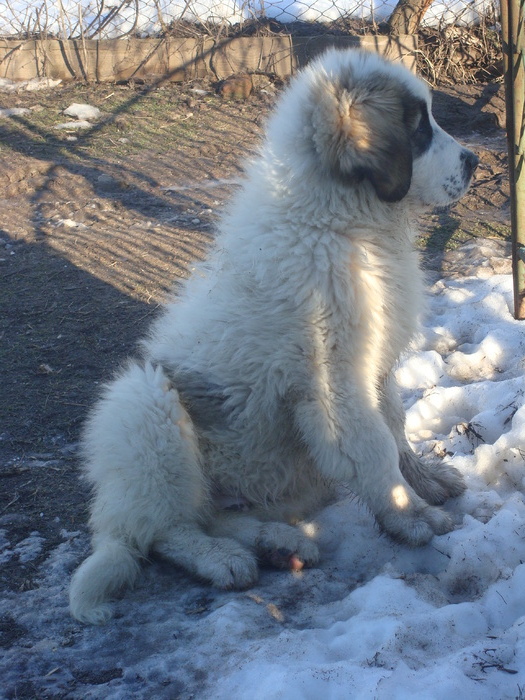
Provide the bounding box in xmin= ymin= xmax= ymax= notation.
xmin=70 ymin=49 xmax=476 ymax=624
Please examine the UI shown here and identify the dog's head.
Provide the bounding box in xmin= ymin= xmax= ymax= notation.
xmin=268 ymin=49 xmax=478 ymax=208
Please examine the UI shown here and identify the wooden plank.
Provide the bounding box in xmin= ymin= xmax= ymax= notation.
xmin=204 ymin=36 xmax=295 ymax=79
xmin=0 ymin=35 xmax=417 ymax=83
xmin=289 ymin=34 xmax=417 ymax=72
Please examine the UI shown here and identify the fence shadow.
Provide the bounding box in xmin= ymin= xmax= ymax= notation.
xmin=0 ymin=44 xmax=258 ymax=454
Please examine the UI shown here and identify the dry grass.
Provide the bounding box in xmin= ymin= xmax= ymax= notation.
xmin=417 ymin=23 xmax=503 ymax=85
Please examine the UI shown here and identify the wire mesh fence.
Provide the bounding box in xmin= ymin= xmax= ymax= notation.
xmin=0 ymin=0 xmax=500 ymax=40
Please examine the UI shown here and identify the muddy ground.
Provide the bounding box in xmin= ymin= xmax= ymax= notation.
xmin=0 ymin=72 xmax=512 ymax=649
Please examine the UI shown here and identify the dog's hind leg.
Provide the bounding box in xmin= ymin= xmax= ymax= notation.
xmin=379 ymin=374 xmax=466 ymax=505
xmin=153 ymin=525 xmax=258 ymax=589
xmin=70 ymin=362 xmax=214 ymax=623
xmin=209 ymin=513 xmax=320 ymax=570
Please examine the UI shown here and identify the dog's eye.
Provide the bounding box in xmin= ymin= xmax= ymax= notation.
xmin=414 ymin=118 xmax=426 ymax=135
xmin=412 ymin=107 xmax=433 ymax=155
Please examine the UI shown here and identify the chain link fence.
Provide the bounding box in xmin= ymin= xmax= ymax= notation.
xmin=0 ymin=1 xmax=500 ymax=40
xmin=0 ymin=1 xmax=503 ymax=84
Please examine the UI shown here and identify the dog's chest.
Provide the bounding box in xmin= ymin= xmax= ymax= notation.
xmin=361 ymin=253 xmax=416 ymax=358
xmin=311 ymin=240 xmax=421 ymax=378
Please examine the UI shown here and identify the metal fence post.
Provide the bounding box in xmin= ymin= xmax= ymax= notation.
xmin=501 ymin=0 xmax=525 ymax=319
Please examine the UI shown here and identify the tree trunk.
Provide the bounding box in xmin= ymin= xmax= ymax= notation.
xmin=388 ymin=0 xmax=434 ymax=35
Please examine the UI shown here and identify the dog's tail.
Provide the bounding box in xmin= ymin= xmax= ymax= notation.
xmin=69 ymin=537 xmax=141 ymax=625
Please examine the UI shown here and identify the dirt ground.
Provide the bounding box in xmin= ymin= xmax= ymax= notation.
xmin=0 ymin=71 xmax=512 ymax=650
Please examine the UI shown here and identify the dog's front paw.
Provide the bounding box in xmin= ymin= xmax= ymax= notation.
xmin=400 ymin=451 xmax=466 ymax=506
xmin=376 ymin=487 xmax=455 ymax=546
xmin=256 ymin=522 xmax=320 ymax=570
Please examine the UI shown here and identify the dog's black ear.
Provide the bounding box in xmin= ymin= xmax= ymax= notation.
xmin=358 ymin=125 xmax=413 ymax=203
xmin=311 ymin=78 xmax=414 ymax=202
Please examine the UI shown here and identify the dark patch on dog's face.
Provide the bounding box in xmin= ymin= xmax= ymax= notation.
xmin=409 ymin=101 xmax=434 ymax=157
xmin=311 ymin=71 xmax=435 ymax=203
xmin=354 ymin=93 xmax=436 ymax=202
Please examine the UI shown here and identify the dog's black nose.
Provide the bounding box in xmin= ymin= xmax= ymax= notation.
xmin=461 ymin=149 xmax=479 ymax=179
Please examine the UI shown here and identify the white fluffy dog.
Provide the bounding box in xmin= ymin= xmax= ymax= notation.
xmin=70 ymin=49 xmax=478 ymax=624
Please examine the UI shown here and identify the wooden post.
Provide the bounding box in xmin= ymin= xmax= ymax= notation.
xmin=501 ymin=0 xmax=525 ymax=319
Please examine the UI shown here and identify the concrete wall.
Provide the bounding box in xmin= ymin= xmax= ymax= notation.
xmin=0 ymin=34 xmax=417 ymax=83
